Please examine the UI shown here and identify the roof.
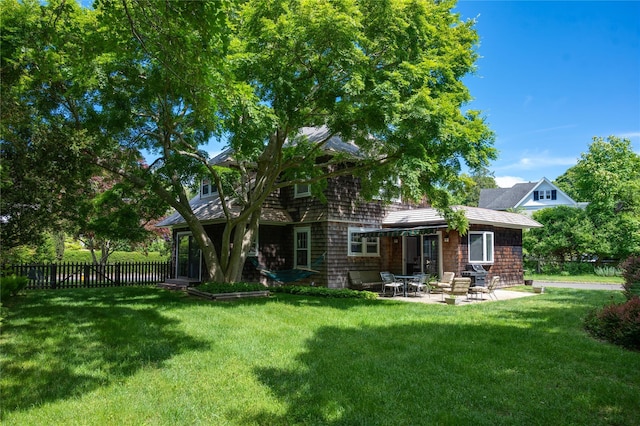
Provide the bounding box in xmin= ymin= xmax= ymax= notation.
xmin=210 ymin=126 xmax=360 ymax=166
xmin=156 ymin=195 xmax=292 ymax=228
xmin=478 ymin=182 xmax=537 ymax=210
xmin=383 ymin=205 xmax=542 ymax=229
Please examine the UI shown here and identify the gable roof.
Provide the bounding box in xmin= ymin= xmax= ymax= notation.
xmin=210 ymin=126 xmax=360 ymax=166
xmin=384 ymin=205 xmax=542 ymax=230
xmin=478 ymin=182 xmax=537 ymax=210
xmin=156 ymin=195 xmax=292 ymax=228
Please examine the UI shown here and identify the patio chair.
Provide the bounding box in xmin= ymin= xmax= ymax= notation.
xmin=408 ymin=273 xmax=431 ymax=297
xmin=435 ymin=272 xmax=455 ymax=291
xmin=469 ymin=275 xmax=500 ymax=301
xmin=380 ymin=272 xmax=404 ymax=297
xmin=442 ymin=277 xmax=472 ymax=301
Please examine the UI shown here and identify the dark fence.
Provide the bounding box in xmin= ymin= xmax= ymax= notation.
xmin=3 ymin=261 xmax=172 ymax=290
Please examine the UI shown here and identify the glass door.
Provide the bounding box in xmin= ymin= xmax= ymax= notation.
xmin=423 ymin=235 xmax=439 ymax=276
xmin=176 ymin=233 xmax=201 ymax=280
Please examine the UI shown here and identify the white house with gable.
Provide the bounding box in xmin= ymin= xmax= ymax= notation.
xmin=479 ymin=177 xmax=588 ymax=216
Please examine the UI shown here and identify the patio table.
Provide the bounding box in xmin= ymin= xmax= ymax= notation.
xmin=394 ymin=275 xmax=417 ymax=297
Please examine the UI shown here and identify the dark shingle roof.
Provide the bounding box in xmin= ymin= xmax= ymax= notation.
xmin=478 ymin=182 xmax=537 ymax=210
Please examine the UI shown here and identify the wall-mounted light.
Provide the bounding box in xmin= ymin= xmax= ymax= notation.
xmin=443 ymin=232 xmax=450 ymax=243
xmin=393 ymin=238 xmax=399 ymax=244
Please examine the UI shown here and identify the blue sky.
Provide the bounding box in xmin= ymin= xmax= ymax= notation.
xmin=454 ymin=0 xmax=640 ymax=187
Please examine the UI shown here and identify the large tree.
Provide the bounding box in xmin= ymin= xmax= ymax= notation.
xmin=523 ymin=206 xmax=597 ymax=264
xmin=2 ymin=0 xmax=495 ymax=282
xmin=555 ymin=136 xmax=640 ymax=260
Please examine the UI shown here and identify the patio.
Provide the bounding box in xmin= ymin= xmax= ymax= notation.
xmin=380 ymin=288 xmax=538 ymax=304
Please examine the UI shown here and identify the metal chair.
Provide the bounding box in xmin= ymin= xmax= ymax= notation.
xmin=469 ymin=275 xmax=500 ymax=301
xmin=380 ymin=272 xmax=404 ymax=297
xmin=408 ymin=273 xmax=431 ymax=297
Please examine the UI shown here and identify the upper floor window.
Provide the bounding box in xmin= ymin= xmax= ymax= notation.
xmin=372 ymin=177 xmax=402 ymax=203
xmin=294 ymin=183 xmax=311 ymax=198
xmin=533 ymin=190 xmax=557 ymax=201
xmin=201 ymin=179 xmax=217 ymax=198
xmin=469 ymin=231 xmax=493 ymax=263
xmin=348 ymin=227 xmax=380 ymax=257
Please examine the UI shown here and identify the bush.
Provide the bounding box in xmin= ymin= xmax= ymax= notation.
xmin=584 ymin=297 xmax=640 ymax=351
xmin=0 ymin=275 xmax=29 ymax=299
xmin=621 ymin=255 xmax=640 ymax=301
xmin=194 ymin=283 xmax=378 ymax=300
xmin=272 ymin=285 xmax=379 ymax=300
xmin=197 ymin=282 xmax=267 ymax=294
xmin=594 ymin=266 xmax=622 ymax=278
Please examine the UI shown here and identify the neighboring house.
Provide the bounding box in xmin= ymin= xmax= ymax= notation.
xmin=157 ymin=129 xmax=542 ymax=288
xmin=478 ymin=177 xmax=587 ymax=215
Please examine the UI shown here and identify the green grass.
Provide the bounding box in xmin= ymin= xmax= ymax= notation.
xmin=2 ymin=287 xmax=639 ymax=425
xmin=524 ymin=273 xmax=623 ymax=284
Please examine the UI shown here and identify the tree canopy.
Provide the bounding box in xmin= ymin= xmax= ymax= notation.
xmin=1 ymin=0 xmax=495 ymax=281
xmin=551 ymin=136 xmax=640 ymax=261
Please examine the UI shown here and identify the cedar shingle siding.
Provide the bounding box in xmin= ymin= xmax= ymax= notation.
xmin=167 ymin=174 xmax=536 ymax=288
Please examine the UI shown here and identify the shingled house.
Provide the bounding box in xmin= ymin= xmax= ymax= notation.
xmin=479 ymin=177 xmax=587 ymax=215
xmin=158 ymin=129 xmax=542 ymax=288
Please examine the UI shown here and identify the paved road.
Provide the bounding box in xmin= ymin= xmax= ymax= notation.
xmin=532 ymin=281 xmax=624 ymax=291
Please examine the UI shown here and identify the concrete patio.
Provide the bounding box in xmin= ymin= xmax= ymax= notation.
xmin=380 ymin=288 xmax=539 ymax=304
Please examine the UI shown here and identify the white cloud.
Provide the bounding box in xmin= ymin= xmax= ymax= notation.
xmin=496 ymin=150 xmax=578 ymax=171
xmin=495 ymin=176 xmax=528 ymax=188
xmin=616 ymin=131 xmax=640 ymax=139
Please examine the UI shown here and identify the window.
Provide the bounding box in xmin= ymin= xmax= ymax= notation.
xmin=533 ymin=190 xmax=557 ymax=201
xmin=469 ymin=231 xmax=494 ymax=263
xmin=348 ymin=227 xmax=380 ymax=257
xmin=201 ymin=179 xmax=217 ymax=198
xmin=248 ymin=232 xmax=259 ymax=256
xmin=294 ymin=184 xmax=311 ymax=198
xmin=294 ymin=227 xmax=311 ymax=268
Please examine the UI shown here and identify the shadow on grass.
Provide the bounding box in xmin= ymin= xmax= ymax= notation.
xmin=243 ymin=290 xmax=639 ymax=425
xmin=0 ymin=287 xmax=208 ymax=416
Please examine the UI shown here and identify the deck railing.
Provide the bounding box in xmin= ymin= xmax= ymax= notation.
xmin=3 ymin=261 xmax=172 ymax=290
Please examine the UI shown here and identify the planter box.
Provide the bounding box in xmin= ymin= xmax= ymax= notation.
xmin=444 ymin=296 xmax=460 ymax=305
xmin=187 ymin=287 xmax=270 ymax=300
xmin=533 ymin=286 xmax=545 ymax=294
xmin=524 ymin=279 xmax=533 ymax=286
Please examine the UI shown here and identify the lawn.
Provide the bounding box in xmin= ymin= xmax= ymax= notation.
xmin=524 ymin=273 xmax=623 ymax=284
xmin=2 ymin=287 xmax=639 ymax=425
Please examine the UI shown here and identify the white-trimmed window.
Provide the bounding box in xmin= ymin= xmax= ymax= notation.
xmin=294 ymin=227 xmax=311 ymax=268
xmin=469 ymin=231 xmax=494 ymax=263
xmin=201 ymin=179 xmax=217 ymax=198
xmin=348 ymin=227 xmax=380 ymax=257
xmin=294 ymin=183 xmax=311 ymax=198
xmin=248 ymin=232 xmax=259 ymax=257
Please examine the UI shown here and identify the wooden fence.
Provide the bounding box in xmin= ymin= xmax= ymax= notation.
xmin=3 ymin=261 xmax=172 ymax=290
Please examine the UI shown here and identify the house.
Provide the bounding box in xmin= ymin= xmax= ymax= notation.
xmin=478 ymin=177 xmax=587 ymax=215
xmin=157 ymin=129 xmax=542 ymax=288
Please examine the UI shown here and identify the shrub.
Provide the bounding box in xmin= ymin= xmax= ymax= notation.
xmin=194 ymin=282 xmax=378 ymax=300
xmin=621 ymin=255 xmax=640 ymax=301
xmin=272 ymin=285 xmax=379 ymax=300
xmin=584 ymin=297 xmax=640 ymax=351
xmin=594 ymin=266 xmax=622 ymax=277
xmin=197 ymin=282 xmax=267 ymax=294
xmin=0 ymin=275 xmax=29 ymax=299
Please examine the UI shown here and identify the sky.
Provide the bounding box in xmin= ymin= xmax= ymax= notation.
xmin=453 ymin=0 xmax=640 ymax=187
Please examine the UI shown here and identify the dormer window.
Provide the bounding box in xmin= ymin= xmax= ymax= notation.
xmin=201 ymin=179 xmax=217 ymax=198
xmin=533 ymin=190 xmax=556 ymax=201
xmin=294 ymin=183 xmax=311 ymax=198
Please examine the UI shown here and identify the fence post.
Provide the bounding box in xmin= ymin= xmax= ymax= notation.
xmin=115 ymin=263 xmax=121 ymax=286
xmin=50 ymin=264 xmax=57 ymax=289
